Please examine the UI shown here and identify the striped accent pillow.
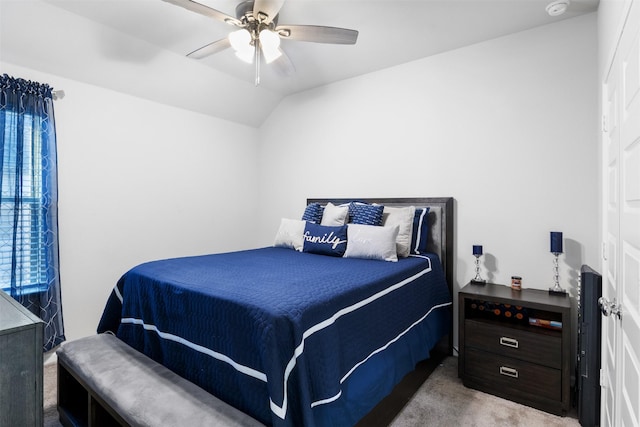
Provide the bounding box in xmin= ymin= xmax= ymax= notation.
xmin=410 ymin=207 xmax=430 ymax=254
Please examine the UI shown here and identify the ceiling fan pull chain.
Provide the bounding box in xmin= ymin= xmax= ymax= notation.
xmin=255 ymin=40 xmax=261 ymax=86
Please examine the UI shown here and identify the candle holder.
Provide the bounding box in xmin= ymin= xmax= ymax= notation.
xmin=549 ymin=252 xmax=566 ymax=295
xmin=471 ymin=245 xmax=486 ymax=285
xmin=549 ymin=232 xmax=567 ymax=295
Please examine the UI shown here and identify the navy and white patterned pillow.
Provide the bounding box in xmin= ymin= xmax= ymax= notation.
xmin=303 ymin=222 xmax=348 ymax=257
xmin=348 ymin=202 xmax=384 ymax=226
xmin=410 ymin=207 xmax=430 ymax=254
xmin=301 ymin=203 xmax=324 ymax=224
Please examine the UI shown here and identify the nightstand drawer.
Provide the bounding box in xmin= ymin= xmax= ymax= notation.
xmin=465 ymin=347 xmax=562 ymax=401
xmin=465 ymin=319 xmax=561 ymax=368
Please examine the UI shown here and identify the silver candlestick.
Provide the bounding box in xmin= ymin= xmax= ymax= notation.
xmin=549 ymin=252 xmax=566 ymax=295
xmin=471 ymin=253 xmax=486 ymax=285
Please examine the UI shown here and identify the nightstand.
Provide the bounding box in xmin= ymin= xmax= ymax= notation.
xmin=458 ymin=282 xmax=572 ymax=416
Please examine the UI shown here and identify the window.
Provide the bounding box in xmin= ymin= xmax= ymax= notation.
xmin=0 ymin=110 xmax=48 ymax=293
xmin=1 ymin=73 xmax=65 ymax=350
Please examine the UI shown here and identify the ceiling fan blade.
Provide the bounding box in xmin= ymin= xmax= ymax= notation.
xmin=271 ymin=48 xmax=295 ymax=76
xmin=186 ymin=38 xmax=231 ymax=59
xmin=253 ymin=0 xmax=285 ymax=24
xmin=162 ymin=0 xmax=242 ymax=27
xmin=275 ymin=25 xmax=358 ymax=45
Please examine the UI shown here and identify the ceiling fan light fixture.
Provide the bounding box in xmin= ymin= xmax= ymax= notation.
xmin=229 ymin=29 xmax=254 ymax=63
xmin=235 ymin=48 xmax=255 ymax=64
xmin=259 ymin=29 xmax=282 ymax=63
xmin=229 ymin=28 xmax=251 ymax=50
xmin=261 ymin=46 xmax=282 ymax=64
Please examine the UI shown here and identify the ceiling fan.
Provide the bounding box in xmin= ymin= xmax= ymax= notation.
xmin=162 ymin=0 xmax=359 ymax=85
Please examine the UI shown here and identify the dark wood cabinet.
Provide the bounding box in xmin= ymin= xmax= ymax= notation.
xmin=0 ymin=289 xmax=44 ymax=426
xmin=458 ymin=282 xmax=571 ymax=416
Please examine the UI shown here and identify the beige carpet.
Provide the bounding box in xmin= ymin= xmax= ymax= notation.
xmin=389 ymin=357 xmax=580 ymax=427
xmin=44 ymin=363 xmax=62 ymax=427
xmin=43 ymin=357 xmax=580 ymax=426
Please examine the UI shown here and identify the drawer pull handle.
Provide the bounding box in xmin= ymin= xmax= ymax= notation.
xmin=499 ymin=366 xmax=519 ymax=378
xmin=499 ymin=337 xmax=519 ymax=348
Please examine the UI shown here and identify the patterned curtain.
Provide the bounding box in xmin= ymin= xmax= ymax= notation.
xmin=0 ymin=74 xmax=65 ymax=351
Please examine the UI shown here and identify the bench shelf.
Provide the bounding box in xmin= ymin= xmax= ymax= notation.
xmin=58 ymin=356 xmax=127 ymax=427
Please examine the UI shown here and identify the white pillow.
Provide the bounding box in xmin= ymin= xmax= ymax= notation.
xmin=273 ymin=218 xmax=305 ymax=251
xmin=381 ymin=206 xmax=416 ymax=258
xmin=344 ymin=224 xmax=400 ymax=262
xmin=320 ymin=202 xmax=349 ymax=226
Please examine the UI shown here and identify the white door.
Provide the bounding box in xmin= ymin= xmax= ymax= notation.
xmin=601 ymin=1 xmax=640 ymax=425
xmin=601 ymin=33 xmax=620 ymax=427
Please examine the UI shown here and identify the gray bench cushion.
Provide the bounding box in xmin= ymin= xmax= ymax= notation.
xmin=57 ymin=333 xmax=264 ymax=427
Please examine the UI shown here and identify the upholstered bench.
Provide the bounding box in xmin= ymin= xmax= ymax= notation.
xmin=56 ymin=333 xmax=264 ymax=427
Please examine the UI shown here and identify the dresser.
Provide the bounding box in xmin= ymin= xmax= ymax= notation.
xmin=458 ymin=282 xmax=572 ymax=415
xmin=0 ymin=290 xmax=44 ymax=427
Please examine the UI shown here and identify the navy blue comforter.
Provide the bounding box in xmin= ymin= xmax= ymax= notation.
xmin=97 ymin=247 xmax=451 ymax=426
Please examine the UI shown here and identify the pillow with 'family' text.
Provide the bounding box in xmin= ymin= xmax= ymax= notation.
xmin=303 ymin=222 xmax=348 ymax=257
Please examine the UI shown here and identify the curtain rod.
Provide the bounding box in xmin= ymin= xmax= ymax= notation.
xmin=52 ymin=90 xmax=65 ymax=101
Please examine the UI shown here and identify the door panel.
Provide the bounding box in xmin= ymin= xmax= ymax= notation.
xmin=603 ymin=1 xmax=640 ymax=425
xmin=602 ymin=0 xmax=640 ymax=425
xmin=621 ymin=337 xmax=639 ymax=426
xmin=619 ymin=2 xmax=640 ymax=422
xmin=602 ymin=35 xmax=620 ymax=427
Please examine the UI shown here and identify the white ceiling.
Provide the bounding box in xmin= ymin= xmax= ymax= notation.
xmin=0 ymin=0 xmax=599 ymax=126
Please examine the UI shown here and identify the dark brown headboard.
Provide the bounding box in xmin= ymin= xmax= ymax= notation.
xmin=306 ymin=197 xmax=455 ymax=299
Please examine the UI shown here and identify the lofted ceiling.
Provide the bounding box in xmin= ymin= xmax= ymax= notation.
xmin=0 ymin=0 xmax=599 ymax=127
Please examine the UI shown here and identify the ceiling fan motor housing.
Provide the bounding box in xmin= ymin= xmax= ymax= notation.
xmin=236 ymin=0 xmax=279 ymax=26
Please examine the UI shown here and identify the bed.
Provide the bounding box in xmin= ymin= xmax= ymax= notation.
xmin=97 ymin=197 xmax=454 ymax=427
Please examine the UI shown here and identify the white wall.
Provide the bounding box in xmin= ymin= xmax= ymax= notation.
xmin=257 ymin=14 xmax=599 ymax=302
xmin=0 ymin=63 xmax=260 ymax=343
